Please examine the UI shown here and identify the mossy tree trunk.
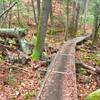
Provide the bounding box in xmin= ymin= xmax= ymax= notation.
xmin=32 ymin=0 xmax=51 ymax=60
xmin=92 ymin=0 xmax=100 ymax=45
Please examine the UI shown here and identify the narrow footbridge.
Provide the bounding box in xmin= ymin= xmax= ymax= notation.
xmin=37 ymin=34 xmax=92 ymax=100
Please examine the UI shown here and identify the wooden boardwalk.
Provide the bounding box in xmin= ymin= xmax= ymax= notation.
xmin=37 ymin=34 xmax=92 ymax=100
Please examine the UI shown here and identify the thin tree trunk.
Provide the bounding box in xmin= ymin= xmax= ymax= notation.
xmin=8 ymin=0 xmax=12 ymax=28
xmin=92 ymin=1 xmax=100 ymax=45
xmin=74 ymin=2 xmax=80 ymax=33
xmin=37 ymin=0 xmax=40 ymax=21
xmin=50 ymin=0 xmax=54 ymax=25
xmin=83 ymin=0 xmax=89 ymax=32
xmin=65 ymin=0 xmax=69 ymax=40
xmin=31 ymin=0 xmax=38 ymax=26
xmin=92 ymin=11 xmax=99 ymax=45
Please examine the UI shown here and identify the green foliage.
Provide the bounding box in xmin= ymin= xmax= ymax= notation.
xmin=0 ymin=0 xmax=29 ymax=28
xmin=86 ymin=15 xmax=94 ymax=24
xmin=31 ymin=50 xmax=41 ymax=60
xmin=0 ymin=0 xmax=19 ymax=4
xmin=85 ymin=89 xmax=100 ymax=100
xmin=0 ymin=54 xmax=4 ymax=62
xmin=79 ymin=68 xmax=88 ymax=75
xmin=47 ymin=29 xmax=64 ymax=35
xmin=47 ymin=29 xmax=57 ymax=35
xmin=4 ymin=75 xmax=16 ymax=86
xmin=24 ymin=91 xmax=37 ymax=100
xmin=82 ymin=51 xmax=100 ymax=66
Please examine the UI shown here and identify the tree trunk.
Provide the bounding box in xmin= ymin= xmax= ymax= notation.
xmin=74 ymin=3 xmax=80 ymax=33
xmin=92 ymin=1 xmax=100 ymax=45
xmin=31 ymin=0 xmax=38 ymax=26
xmin=37 ymin=0 xmax=40 ymax=22
xmin=32 ymin=0 xmax=51 ymax=60
xmin=64 ymin=0 xmax=69 ymax=41
xmin=83 ymin=0 xmax=89 ymax=32
xmin=68 ymin=0 xmax=78 ymax=38
xmin=92 ymin=12 xmax=99 ymax=45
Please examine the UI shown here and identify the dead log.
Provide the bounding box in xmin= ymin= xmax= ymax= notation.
xmin=76 ymin=60 xmax=100 ymax=74
xmin=0 ymin=28 xmax=32 ymax=54
xmin=0 ymin=28 xmax=26 ymax=38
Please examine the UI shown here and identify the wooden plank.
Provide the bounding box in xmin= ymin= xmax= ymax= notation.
xmin=37 ymin=34 xmax=92 ymax=100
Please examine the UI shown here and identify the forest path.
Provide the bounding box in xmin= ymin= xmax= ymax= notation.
xmin=37 ymin=34 xmax=92 ymax=100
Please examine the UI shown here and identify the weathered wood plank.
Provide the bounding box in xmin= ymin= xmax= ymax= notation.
xmin=37 ymin=34 xmax=92 ymax=100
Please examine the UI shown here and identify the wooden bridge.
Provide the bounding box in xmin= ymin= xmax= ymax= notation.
xmin=37 ymin=34 xmax=92 ymax=100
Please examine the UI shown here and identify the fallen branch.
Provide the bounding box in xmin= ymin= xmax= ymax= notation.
xmin=0 ymin=28 xmax=32 ymax=54
xmin=0 ymin=28 xmax=26 ymax=38
xmin=76 ymin=60 xmax=100 ymax=74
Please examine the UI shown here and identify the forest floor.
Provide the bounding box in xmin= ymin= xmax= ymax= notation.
xmin=0 ymin=28 xmax=99 ymax=100
xmin=0 ymin=0 xmax=100 ymax=100
xmin=76 ymin=40 xmax=100 ymax=99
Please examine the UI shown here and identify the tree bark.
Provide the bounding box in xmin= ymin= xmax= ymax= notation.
xmin=64 ymin=0 xmax=69 ymax=40
xmin=92 ymin=1 xmax=100 ymax=45
xmin=83 ymin=0 xmax=89 ymax=32
xmin=31 ymin=0 xmax=38 ymax=25
xmin=74 ymin=3 xmax=80 ymax=33
xmin=32 ymin=0 xmax=51 ymax=60
xmin=37 ymin=0 xmax=40 ymax=21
